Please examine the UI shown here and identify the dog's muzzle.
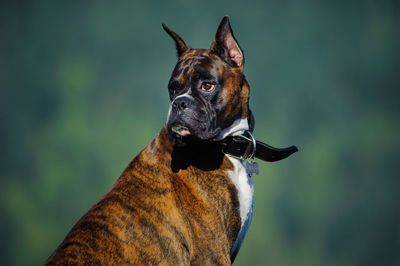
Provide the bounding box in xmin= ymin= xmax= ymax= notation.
xmin=167 ymin=95 xmax=195 ymax=138
xmin=166 ymin=95 xmax=219 ymax=141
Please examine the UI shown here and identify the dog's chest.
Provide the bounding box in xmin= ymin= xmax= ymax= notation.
xmin=226 ymin=156 xmax=254 ymax=226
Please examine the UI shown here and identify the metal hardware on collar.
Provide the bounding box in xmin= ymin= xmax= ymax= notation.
xmin=242 ymin=131 xmax=257 ymax=159
xmin=222 ymin=131 xmax=256 ymax=160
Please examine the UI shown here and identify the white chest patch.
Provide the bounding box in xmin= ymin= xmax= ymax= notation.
xmin=226 ymin=156 xmax=254 ymax=225
xmin=215 ymin=118 xmax=249 ymax=141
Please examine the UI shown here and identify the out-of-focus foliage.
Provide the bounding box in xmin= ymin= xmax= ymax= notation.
xmin=1 ymin=1 xmax=399 ymax=265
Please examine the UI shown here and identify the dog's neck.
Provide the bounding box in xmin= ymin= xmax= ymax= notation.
xmin=170 ymin=137 xmax=224 ymax=173
xmin=153 ymin=116 xmax=252 ymax=171
xmin=149 ymin=127 xmax=224 ymax=171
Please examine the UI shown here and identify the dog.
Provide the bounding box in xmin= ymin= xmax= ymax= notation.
xmin=45 ymin=16 xmax=297 ymax=265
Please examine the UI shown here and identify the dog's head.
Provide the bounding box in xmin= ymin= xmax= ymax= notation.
xmin=164 ymin=16 xmax=251 ymax=144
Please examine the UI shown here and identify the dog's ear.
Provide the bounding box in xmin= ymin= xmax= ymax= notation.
xmin=162 ymin=23 xmax=190 ymax=58
xmin=211 ymin=16 xmax=244 ymax=68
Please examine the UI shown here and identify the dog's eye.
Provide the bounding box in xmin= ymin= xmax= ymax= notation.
xmin=169 ymin=88 xmax=175 ymax=95
xmin=201 ymin=82 xmax=215 ymax=92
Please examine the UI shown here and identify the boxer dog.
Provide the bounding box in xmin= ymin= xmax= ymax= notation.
xmin=45 ymin=16 xmax=297 ymax=265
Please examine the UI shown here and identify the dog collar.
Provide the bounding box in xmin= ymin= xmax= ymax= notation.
xmin=221 ymin=131 xmax=298 ymax=162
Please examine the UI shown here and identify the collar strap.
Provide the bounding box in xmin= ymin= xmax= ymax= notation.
xmin=221 ymin=131 xmax=298 ymax=162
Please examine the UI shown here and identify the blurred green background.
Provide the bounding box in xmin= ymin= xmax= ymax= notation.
xmin=1 ymin=1 xmax=399 ymax=265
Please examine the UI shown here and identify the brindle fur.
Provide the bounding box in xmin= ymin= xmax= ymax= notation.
xmin=46 ymin=129 xmax=241 ymax=265
xmin=46 ymin=16 xmax=249 ymax=265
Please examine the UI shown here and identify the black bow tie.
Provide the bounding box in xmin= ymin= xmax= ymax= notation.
xmin=221 ymin=131 xmax=298 ymax=161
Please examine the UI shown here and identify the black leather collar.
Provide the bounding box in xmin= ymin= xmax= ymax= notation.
xmin=221 ymin=131 xmax=298 ymax=161
xmin=221 ymin=110 xmax=298 ymax=162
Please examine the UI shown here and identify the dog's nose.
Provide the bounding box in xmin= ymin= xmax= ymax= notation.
xmin=172 ymin=96 xmax=190 ymax=111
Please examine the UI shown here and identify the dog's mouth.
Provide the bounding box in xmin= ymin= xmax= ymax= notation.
xmin=167 ymin=120 xmax=222 ymax=146
xmin=171 ymin=125 xmax=191 ymax=136
xmin=168 ymin=124 xmax=194 ymax=146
